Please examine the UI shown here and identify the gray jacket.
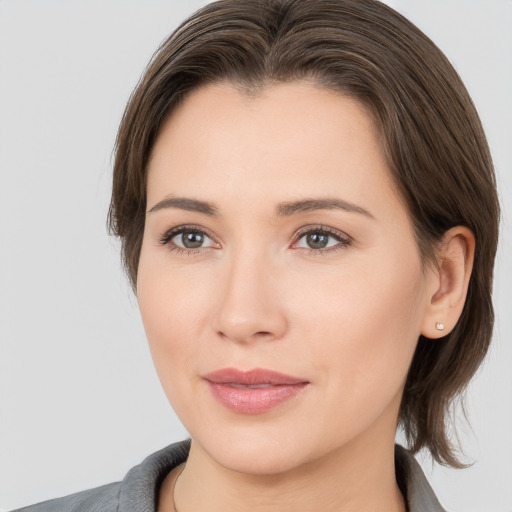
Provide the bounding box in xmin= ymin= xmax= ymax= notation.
xmin=11 ymin=440 xmax=446 ymax=512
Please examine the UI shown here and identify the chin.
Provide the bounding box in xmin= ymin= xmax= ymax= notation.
xmin=210 ymin=440 xmax=308 ymax=475
xmin=188 ymin=420 xmax=328 ymax=476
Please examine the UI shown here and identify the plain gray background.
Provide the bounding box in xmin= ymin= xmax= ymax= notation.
xmin=0 ymin=1 xmax=511 ymax=510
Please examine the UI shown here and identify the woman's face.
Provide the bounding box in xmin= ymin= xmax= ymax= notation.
xmin=138 ymin=81 xmax=436 ymax=474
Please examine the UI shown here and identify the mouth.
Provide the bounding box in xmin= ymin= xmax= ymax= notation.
xmin=202 ymin=368 xmax=310 ymax=414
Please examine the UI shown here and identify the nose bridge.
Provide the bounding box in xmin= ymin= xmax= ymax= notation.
xmin=214 ymin=242 xmax=287 ymax=343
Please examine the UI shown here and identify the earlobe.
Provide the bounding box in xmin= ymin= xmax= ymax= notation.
xmin=421 ymin=226 xmax=475 ymax=339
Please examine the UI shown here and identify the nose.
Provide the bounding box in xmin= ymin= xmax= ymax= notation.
xmin=212 ymin=250 xmax=288 ymax=344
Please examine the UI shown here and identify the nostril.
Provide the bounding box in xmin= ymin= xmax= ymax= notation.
xmin=216 ymin=328 xmax=279 ymax=344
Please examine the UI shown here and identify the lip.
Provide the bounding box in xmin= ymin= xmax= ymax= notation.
xmin=202 ymin=368 xmax=310 ymax=414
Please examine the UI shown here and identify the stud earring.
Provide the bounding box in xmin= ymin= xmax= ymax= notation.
xmin=435 ymin=322 xmax=445 ymax=331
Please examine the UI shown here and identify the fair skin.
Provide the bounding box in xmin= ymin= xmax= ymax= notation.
xmin=137 ymin=81 xmax=474 ymax=512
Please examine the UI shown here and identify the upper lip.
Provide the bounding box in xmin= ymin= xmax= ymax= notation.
xmin=202 ymin=368 xmax=309 ymax=385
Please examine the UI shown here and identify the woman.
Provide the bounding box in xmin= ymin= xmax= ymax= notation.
xmin=10 ymin=0 xmax=500 ymax=511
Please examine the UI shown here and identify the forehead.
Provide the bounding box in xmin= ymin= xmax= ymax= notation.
xmin=146 ymin=80 xmax=405 ymax=218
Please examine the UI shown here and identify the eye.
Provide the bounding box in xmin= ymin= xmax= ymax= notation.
xmin=174 ymin=230 xmax=210 ymax=249
xmin=159 ymin=226 xmax=219 ymax=253
xmin=293 ymin=227 xmax=352 ymax=252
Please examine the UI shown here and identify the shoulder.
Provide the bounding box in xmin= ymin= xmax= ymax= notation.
xmin=9 ymin=439 xmax=191 ymax=512
xmin=10 ymin=482 xmax=121 ymax=512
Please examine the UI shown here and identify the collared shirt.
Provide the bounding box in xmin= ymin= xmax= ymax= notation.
xmin=12 ymin=440 xmax=447 ymax=512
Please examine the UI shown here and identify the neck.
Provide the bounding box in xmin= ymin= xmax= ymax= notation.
xmin=168 ymin=426 xmax=406 ymax=512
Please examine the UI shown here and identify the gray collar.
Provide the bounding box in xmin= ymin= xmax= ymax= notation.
xmin=118 ymin=440 xmax=446 ymax=512
xmin=395 ymin=444 xmax=447 ymax=512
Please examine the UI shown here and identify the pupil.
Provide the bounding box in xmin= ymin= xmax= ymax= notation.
xmin=182 ymin=231 xmax=204 ymax=248
xmin=307 ymin=232 xmax=328 ymax=249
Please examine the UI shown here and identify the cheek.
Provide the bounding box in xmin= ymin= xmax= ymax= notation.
xmin=289 ymin=249 xmax=426 ymax=404
xmin=136 ymin=250 xmax=214 ymax=386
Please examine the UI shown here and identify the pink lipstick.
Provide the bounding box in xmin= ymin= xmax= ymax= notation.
xmin=202 ymin=368 xmax=309 ymax=414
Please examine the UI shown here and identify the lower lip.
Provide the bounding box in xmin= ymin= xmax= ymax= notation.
xmin=205 ymin=381 xmax=309 ymax=414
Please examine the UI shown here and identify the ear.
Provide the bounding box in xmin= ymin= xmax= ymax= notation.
xmin=421 ymin=226 xmax=475 ymax=339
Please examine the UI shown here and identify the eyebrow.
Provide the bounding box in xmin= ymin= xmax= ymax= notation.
xmin=147 ymin=196 xmax=374 ymax=219
xmin=148 ymin=197 xmax=218 ymax=216
xmin=276 ymin=198 xmax=375 ymax=219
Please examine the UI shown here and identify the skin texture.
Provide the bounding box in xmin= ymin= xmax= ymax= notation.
xmin=137 ymin=81 xmax=474 ymax=512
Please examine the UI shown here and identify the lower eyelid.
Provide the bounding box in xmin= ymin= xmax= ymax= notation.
xmin=300 ymin=239 xmax=351 ymax=250
xmin=167 ymin=246 xmax=203 ymax=255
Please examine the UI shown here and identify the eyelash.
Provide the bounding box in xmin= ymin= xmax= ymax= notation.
xmin=158 ymin=224 xmax=218 ymax=256
xmin=292 ymin=225 xmax=353 ymax=255
xmin=158 ymin=224 xmax=353 ymax=256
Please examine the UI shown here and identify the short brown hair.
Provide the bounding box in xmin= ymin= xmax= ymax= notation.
xmin=108 ymin=0 xmax=500 ymax=467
